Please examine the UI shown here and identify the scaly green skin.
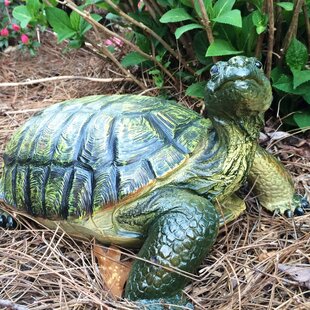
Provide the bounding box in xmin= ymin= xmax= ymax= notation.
xmin=0 ymin=56 xmax=308 ymax=309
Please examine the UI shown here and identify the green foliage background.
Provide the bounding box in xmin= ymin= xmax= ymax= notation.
xmin=6 ymin=0 xmax=310 ymax=129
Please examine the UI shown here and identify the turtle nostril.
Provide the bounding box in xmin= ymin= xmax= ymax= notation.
xmin=229 ymin=56 xmax=245 ymax=67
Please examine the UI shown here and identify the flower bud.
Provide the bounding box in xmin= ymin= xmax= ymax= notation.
xmin=12 ymin=24 xmax=21 ymax=32
xmin=0 ymin=28 xmax=9 ymax=37
xmin=4 ymin=0 xmax=10 ymax=6
xmin=21 ymin=33 xmax=29 ymax=44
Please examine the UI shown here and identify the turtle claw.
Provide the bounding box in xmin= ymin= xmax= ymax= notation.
xmin=300 ymin=197 xmax=310 ymax=209
xmin=284 ymin=210 xmax=293 ymax=218
xmin=294 ymin=207 xmax=305 ymax=216
xmin=7 ymin=215 xmax=17 ymax=229
xmin=276 ymin=195 xmax=309 ymax=218
xmin=0 ymin=214 xmax=17 ymax=229
xmin=0 ymin=214 xmax=7 ymax=228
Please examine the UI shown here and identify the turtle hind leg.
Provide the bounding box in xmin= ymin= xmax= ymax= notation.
xmin=122 ymin=189 xmax=219 ymax=308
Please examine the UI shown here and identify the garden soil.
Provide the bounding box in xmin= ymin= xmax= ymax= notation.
xmin=0 ymin=34 xmax=309 ymax=310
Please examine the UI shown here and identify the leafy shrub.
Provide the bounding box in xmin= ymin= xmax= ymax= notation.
xmin=0 ymin=0 xmax=41 ymax=54
xmin=10 ymin=0 xmax=310 ymax=129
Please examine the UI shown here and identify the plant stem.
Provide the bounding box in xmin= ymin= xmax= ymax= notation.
xmin=104 ymin=0 xmax=196 ymax=75
xmin=86 ymin=37 xmax=147 ymax=90
xmin=279 ymin=0 xmax=304 ymax=60
xmin=0 ymin=76 xmax=136 ymax=87
xmin=302 ymin=2 xmax=310 ymax=53
xmin=274 ymin=0 xmax=283 ymax=57
xmin=266 ymin=0 xmax=274 ymax=78
xmin=195 ymin=0 xmax=218 ymax=63
xmin=55 ymin=0 xmax=179 ymax=88
xmin=255 ymin=0 xmax=267 ymax=58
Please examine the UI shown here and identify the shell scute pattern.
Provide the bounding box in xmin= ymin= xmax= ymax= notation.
xmin=118 ymin=160 xmax=155 ymax=199
xmin=93 ymin=166 xmax=118 ymax=211
xmin=68 ymin=167 xmax=93 ymax=217
xmin=148 ymin=145 xmax=187 ymax=178
xmin=78 ymin=113 xmax=114 ymax=168
xmin=3 ymin=95 xmax=204 ymax=219
xmin=29 ymin=166 xmax=47 ymax=215
xmin=115 ymin=115 xmax=164 ymax=166
xmin=44 ymin=165 xmax=73 ymax=218
xmin=15 ymin=165 xmax=28 ymax=209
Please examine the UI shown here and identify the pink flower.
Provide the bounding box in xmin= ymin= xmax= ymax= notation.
xmin=137 ymin=0 xmax=148 ymax=11
xmin=104 ymin=39 xmax=113 ymax=46
xmin=12 ymin=24 xmax=20 ymax=32
xmin=4 ymin=0 xmax=10 ymax=6
xmin=104 ymin=36 xmax=123 ymax=47
xmin=138 ymin=0 xmax=144 ymax=10
xmin=0 ymin=28 xmax=9 ymax=37
xmin=21 ymin=33 xmax=29 ymax=44
xmin=112 ymin=37 xmax=123 ymax=47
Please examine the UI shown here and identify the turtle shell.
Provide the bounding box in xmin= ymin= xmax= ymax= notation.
xmin=2 ymin=95 xmax=206 ymax=219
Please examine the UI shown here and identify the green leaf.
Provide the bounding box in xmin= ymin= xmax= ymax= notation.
xmin=213 ymin=0 xmax=235 ymax=18
xmin=212 ymin=9 xmax=242 ymax=28
xmin=252 ymin=10 xmax=268 ymax=34
xmin=292 ymin=69 xmax=310 ymax=89
xmin=285 ymin=38 xmax=308 ymax=71
xmin=70 ymin=11 xmax=81 ymax=31
xmin=68 ymin=39 xmax=83 ymax=48
xmin=276 ymin=2 xmax=294 ymax=11
xmin=185 ymin=81 xmax=206 ymax=98
xmin=121 ymin=52 xmax=148 ymax=67
xmin=80 ymin=13 xmax=102 ymax=35
xmin=272 ymin=74 xmax=294 ymax=93
xmin=303 ymin=92 xmax=310 ymax=104
xmin=238 ymin=13 xmax=257 ymax=54
xmin=293 ymin=111 xmax=310 ymax=129
xmin=135 ymin=33 xmax=151 ymax=53
xmin=194 ymin=0 xmax=213 ymax=17
xmin=12 ymin=6 xmax=32 ymax=28
xmin=175 ymin=23 xmax=203 ymax=39
xmin=159 ymin=8 xmax=193 ymax=23
xmin=196 ymin=66 xmax=210 ymax=75
xmin=193 ymin=31 xmax=210 ymax=64
xmin=180 ymin=0 xmax=193 ymax=7
xmin=271 ymin=67 xmax=284 ymax=83
xmin=272 ymin=74 xmax=310 ymax=95
xmin=26 ymin=0 xmax=41 ymax=17
xmin=206 ymin=39 xmax=242 ymax=57
xmin=45 ymin=7 xmax=76 ymax=42
xmin=92 ymin=0 xmax=119 ymax=10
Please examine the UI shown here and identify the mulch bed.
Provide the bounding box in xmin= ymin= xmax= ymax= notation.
xmin=0 ymin=34 xmax=309 ymax=310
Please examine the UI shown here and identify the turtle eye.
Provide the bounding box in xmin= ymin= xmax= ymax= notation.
xmin=210 ymin=65 xmax=219 ymax=75
xmin=255 ymin=60 xmax=263 ymax=69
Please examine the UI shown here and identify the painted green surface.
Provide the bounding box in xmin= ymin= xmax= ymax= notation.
xmin=1 ymin=56 xmax=308 ymax=309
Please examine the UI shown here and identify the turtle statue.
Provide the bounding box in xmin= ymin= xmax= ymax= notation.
xmin=0 ymin=56 xmax=309 ymax=309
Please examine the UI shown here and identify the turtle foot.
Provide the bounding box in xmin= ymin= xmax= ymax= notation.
xmin=133 ymin=296 xmax=193 ymax=310
xmin=277 ymin=195 xmax=309 ymax=218
xmin=0 ymin=213 xmax=17 ymax=229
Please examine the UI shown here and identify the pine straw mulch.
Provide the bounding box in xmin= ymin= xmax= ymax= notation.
xmin=0 ymin=35 xmax=309 ymax=310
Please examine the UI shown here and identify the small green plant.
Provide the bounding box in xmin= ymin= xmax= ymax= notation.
xmin=272 ymin=37 xmax=310 ymax=128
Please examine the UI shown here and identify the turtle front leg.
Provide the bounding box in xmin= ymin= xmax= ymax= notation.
xmin=248 ymin=145 xmax=309 ymax=216
xmin=116 ymin=188 xmax=219 ymax=309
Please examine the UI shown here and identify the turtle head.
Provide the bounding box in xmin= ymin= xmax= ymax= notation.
xmin=205 ymin=56 xmax=272 ymax=118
